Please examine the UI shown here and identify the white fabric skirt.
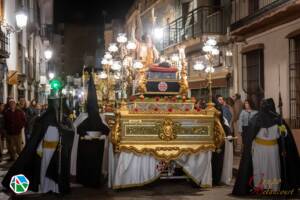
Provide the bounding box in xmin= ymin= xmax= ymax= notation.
xmin=252 ymin=141 xmax=281 ymax=191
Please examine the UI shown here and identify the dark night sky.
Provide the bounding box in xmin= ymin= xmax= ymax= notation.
xmin=54 ymin=0 xmax=135 ymax=24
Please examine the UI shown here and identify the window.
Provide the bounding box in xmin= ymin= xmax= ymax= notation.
xmin=242 ymin=48 xmax=264 ymax=109
xmin=289 ymin=35 xmax=300 ymax=128
xmin=249 ymin=0 xmax=259 ymax=15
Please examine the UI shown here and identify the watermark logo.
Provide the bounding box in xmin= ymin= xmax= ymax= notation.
xmin=248 ymin=173 xmax=294 ymax=196
xmin=10 ymin=174 xmax=30 ymax=194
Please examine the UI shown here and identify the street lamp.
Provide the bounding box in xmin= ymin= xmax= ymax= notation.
xmin=48 ymin=72 xmax=55 ymax=80
xmin=153 ymin=27 xmax=163 ymax=39
xmin=15 ymin=10 xmax=28 ymax=29
xmin=44 ymin=49 xmax=53 ymax=60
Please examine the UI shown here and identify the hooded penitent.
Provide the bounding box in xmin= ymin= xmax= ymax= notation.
xmin=76 ymin=72 xmax=110 ymax=187
xmin=77 ymin=72 xmax=110 ymax=136
xmin=232 ymin=98 xmax=300 ymax=196
xmin=2 ymin=97 xmax=74 ymax=194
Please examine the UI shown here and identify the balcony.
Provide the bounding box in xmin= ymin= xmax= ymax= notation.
xmin=161 ymin=6 xmax=225 ymax=50
xmin=0 ymin=30 xmax=9 ymax=58
xmin=231 ymin=0 xmax=300 ymax=36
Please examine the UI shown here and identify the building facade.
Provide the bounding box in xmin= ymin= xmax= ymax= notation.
xmin=230 ymin=0 xmax=300 ymax=126
xmin=229 ymin=0 xmax=300 ymax=150
xmin=0 ymin=0 xmax=54 ymax=103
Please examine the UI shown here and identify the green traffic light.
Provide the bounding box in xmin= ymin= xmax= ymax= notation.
xmin=50 ymin=79 xmax=62 ymax=90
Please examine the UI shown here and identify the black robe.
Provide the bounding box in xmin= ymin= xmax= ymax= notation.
xmin=211 ymin=102 xmax=232 ymax=185
xmin=74 ymin=72 xmax=110 ymax=187
xmin=232 ymin=114 xmax=300 ymax=196
xmin=2 ymin=109 xmax=74 ymax=194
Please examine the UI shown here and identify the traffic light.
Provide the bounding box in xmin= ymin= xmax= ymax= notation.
xmin=50 ymin=78 xmax=63 ymax=91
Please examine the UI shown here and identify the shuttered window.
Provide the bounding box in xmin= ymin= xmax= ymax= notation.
xmin=242 ymin=48 xmax=264 ymax=109
xmin=289 ymin=35 xmax=300 ymax=128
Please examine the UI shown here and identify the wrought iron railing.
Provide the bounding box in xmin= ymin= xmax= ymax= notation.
xmin=161 ymin=6 xmax=225 ymax=50
xmin=231 ymin=0 xmax=290 ymax=31
xmin=0 ymin=29 xmax=9 ymax=58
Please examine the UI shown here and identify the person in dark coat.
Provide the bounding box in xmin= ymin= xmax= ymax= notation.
xmin=232 ymin=98 xmax=300 ymax=196
xmin=211 ymin=99 xmax=232 ymax=185
xmin=2 ymin=96 xmax=74 ymax=194
xmin=4 ymin=99 xmax=26 ymax=160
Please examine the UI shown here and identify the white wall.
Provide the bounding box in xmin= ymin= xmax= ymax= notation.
xmin=234 ymin=18 xmax=300 ymax=119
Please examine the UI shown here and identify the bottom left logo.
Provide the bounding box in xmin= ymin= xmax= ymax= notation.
xmin=10 ymin=174 xmax=30 ymax=194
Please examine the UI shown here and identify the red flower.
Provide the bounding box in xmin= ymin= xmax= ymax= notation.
xmin=155 ymin=96 xmax=160 ymax=102
xmin=134 ymin=108 xmax=139 ymax=112
xmin=130 ymin=96 xmax=136 ymax=102
xmin=196 ymin=108 xmax=201 ymax=112
xmin=172 ymin=96 xmax=177 ymax=102
xmin=168 ymin=108 xmax=173 ymax=112
xmin=154 ymin=107 xmax=158 ymax=111
xmin=185 ymin=108 xmax=190 ymax=112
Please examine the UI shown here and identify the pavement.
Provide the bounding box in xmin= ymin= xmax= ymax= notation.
xmin=0 ymin=152 xmax=298 ymax=200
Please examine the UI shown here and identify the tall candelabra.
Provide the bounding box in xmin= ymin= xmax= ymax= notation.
xmin=193 ymin=37 xmax=219 ymax=107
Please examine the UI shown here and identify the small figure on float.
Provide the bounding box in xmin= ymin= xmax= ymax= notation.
xmin=138 ymin=34 xmax=159 ymax=67
xmin=232 ymin=98 xmax=300 ymax=196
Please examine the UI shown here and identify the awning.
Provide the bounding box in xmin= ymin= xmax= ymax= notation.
xmin=7 ymin=70 xmax=18 ymax=85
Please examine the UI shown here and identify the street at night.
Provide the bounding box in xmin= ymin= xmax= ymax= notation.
xmin=0 ymin=0 xmax=299 ymax=199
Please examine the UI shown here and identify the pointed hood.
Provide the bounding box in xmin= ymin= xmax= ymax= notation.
xmin=78 ymin=73 xmax=110 ymax=135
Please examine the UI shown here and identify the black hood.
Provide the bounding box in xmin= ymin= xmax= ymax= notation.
xmin=257 ymin=98 xmax=279 ymax=128
xmin=78 ymin=73 xmax=110 ymax=135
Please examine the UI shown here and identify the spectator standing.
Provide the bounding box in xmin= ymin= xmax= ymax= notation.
xmin=238 ymin=99 xmax=258 ymax=144
xmin=232 ymin=93 xmax=243 ymax=123
xmin=225 ymin=97 xmax=235 ymax=131
xmin=26 ymin=99 xmax=39 ymax=141
xmin=232 ymin=93 xmax=244 ymax=152
xmin=217 ymin=95 xmax=232 ymax=128
xmin=4 ymin=99 xmax=26 ymax=161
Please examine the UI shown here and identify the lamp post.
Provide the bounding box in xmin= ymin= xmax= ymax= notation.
xmin=15 ymin=10 xmax=28 ymax=29
xmin=102 ymin=33 xmax=138 ymax=109
xmin=193 ymin=37 xmax=219 ymax=107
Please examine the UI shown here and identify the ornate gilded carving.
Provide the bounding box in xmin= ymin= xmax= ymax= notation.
xmin=179 ymin=60 xmax=189 ymax=97
xmin=119 ymin=144 xmax=216 ymax=161
xmin=214 ymin=116 xmax=225 ymax=149
xmin=111 ymin=110 xmax=121 ymax=151
xmin=156 ymin=118 xmax=180 ymax=141
xmin=111 ymin=103 xmax=225 ymax=161
xmin=137 ymin=67 xmax=147 ymax=97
